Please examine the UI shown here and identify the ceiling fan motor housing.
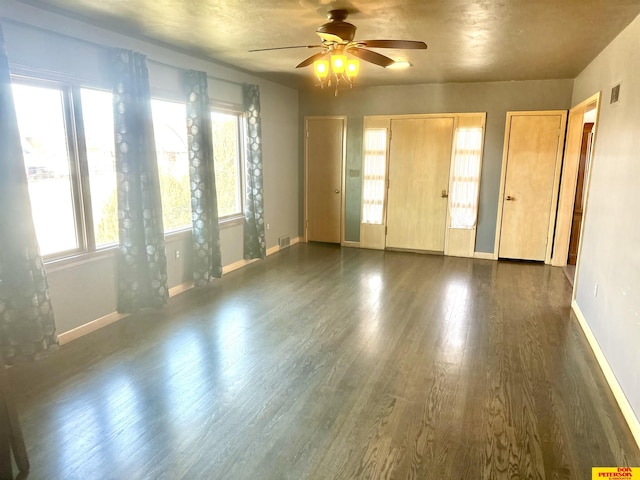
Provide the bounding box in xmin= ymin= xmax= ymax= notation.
xmin=316 ymin=9 xmax=357 ymax=43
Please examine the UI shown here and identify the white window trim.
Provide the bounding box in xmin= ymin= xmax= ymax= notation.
xmin=211 ymin=103 xmax=246 ymax=223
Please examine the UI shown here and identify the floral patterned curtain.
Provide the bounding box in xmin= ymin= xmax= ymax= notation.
xmin=112 ymin=49 xmax=168 ymax=313
xmin=185 ymin=71 xmax=222 ymax=286
xmin=243 ymin=84 xmax=266 ymax=259
xmin=0 ymin=25 xmax=57 ymax=363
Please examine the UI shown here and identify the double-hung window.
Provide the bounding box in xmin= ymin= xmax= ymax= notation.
xmin=11 ymin=78 xmax=117 ymax=259
xmin=150 ymin=99 xmax=191 ymax=233
xmin=150 ymin=101 xmax=244 ymax=231
xmin=211 ymin=109 xmax=244 ymax=221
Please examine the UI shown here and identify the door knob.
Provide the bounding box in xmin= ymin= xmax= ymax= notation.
xmin=506 ymin=195 xmax=514 ymax=201
xmin=335 ymin=189 xmax=340 ymax=193
xmin=441 ymin=189 xmax=448 ymax=198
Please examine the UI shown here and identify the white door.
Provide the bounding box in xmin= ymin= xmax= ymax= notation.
xmin=305 ymin=117 xmax=344 ymax=243
xmin=498 ymin=112 xmax=566 ymax=261
xmin=386 ymin=117 xmax=454 ymax=252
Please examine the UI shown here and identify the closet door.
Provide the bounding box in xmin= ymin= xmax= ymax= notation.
xmin=386 ymin=117 xmax=454 ymax=252
xmin=305 ymin=117 xmax=345 ymax=243
xmin=497 ymin=111 xmax=566 ymax=261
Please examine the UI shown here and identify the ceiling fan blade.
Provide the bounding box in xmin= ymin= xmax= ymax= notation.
xmin=358 ymin=40 xmax=427 ymax=50
xmin=296 ymin=50 xmax=329 ymax=68
xmin=249 ymin=45 xmax=322 ymax=52
xmin=347 ymin=47 xmax=395 ymax=67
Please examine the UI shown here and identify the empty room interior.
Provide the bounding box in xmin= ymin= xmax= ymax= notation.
xmin=1 ymin=1 xmax=640 ymax=478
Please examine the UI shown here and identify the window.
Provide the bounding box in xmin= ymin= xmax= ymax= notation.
xmin=449 ymin=127 xmax=484 ymax=229
xmin=362 ymin=128 xmax=387 ymax=225
xmin=211 ymin=110 xmax=244 ymax=219
xmin=12 ymin=80 xmax=116 ymax=258
xmin=13 ymin=83 xmax=78 ymax=256
xmin=81 ymin=88 xmax=117 ymax=247
xmin=150 ymin=99 xmax=191 ymax=232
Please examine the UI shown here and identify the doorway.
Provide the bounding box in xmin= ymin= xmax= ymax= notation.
xmin=567 ymin=121 xmax=594 ymax=265
xmin=551 ymin=93 xmax=601 ymax=270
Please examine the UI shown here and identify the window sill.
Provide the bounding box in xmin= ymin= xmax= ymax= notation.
xmin=165 ymin=228 xmax=192 ymax=241
xmin=219 ymin=215 xmax=244 ymax=229
xmin=164 ymin=215 xmax=243 ymax=237
xmin=44 ymin=246 xmax=118 ymax=273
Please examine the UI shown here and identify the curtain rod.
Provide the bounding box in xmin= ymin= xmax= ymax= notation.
xmin=1 ymin=16 xmax=248 ymax=88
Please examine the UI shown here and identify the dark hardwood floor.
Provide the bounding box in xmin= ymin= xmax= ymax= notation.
xmin=8 ymin=244 xmax=640 ymax=479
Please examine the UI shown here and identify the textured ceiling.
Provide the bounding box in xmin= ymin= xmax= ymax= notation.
xmin=17 ymin=0 xmax=640 ymax=87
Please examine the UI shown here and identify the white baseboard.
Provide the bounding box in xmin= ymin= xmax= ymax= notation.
xmin=266 ymin=244 xmax=280 ymax=256
xmin=169 ymin=281 xmax=194 ymax=297
xmin=58 ymin=280 xmax=195 ymax=345
xmin=341 ymin=241 xmax=361 ymax=248
xmin=265 ymin=236 xmax=302 ymax=257
xmin=473 ymin=252 xmax=496 ymax=260
xmin=58 ymin=311 xmax=128 ymax=345
xmin=571 ymin=299 xmax=640 ymax=450
xmin=222 ymin=258 xmax=259 ymax=275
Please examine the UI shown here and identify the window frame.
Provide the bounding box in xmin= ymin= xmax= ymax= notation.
xmin=210 ymin=102 xmax=246 ymax=227
xmin=10 ymin=75 xmax=118 ymax=261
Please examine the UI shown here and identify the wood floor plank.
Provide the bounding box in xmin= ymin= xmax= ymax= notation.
xmin=7 ymin=244 xmax=640 ymax=479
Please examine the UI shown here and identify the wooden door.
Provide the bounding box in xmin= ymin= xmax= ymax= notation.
xmin=386 ymin=117 xmax=454 ymax=252
xmin=305 ymin=117 xmax=344 ymax=243
xmin=568 ymin=123 xmax=593 ymax=264
xmin=498 ymin=113 xmax=565 ymax=261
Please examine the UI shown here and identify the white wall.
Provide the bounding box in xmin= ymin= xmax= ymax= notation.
xmin=572 ymin=14 xmax=640 ymax=422
xmin=1 ymin=1 xmax=299 ymax=334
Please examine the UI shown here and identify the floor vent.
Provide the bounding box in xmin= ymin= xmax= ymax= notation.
xmin=278 ymin=235 xmax=291 ymax=250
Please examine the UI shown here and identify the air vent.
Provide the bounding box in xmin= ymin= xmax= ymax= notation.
xmin=610 ymin=82 xmax=621 ymax=104
xmin=278 ymin=235 xmax=291 ymax=250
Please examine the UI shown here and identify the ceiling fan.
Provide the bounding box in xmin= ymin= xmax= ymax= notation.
xmin=249 ymin=9 xmax=427 ymax=70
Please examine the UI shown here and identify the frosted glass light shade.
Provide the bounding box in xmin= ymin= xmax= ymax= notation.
xmin=331 ymin=54 xmax=347 ymax=74
xmin=313 ymin=60 xmax=330 ymax=79
xmin=346 ymin=59 xmax=360 ymax=78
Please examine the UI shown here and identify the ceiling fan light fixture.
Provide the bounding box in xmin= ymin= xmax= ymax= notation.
xmin=251 ymin=9 xmax=427 ymax=95
xmin=331 ymin=54 xmax=347 ymax=74
xmin=313 ymin=60 xmax=330 ymax=80
xmin=346 ymin=59 xmax=360 ymax=78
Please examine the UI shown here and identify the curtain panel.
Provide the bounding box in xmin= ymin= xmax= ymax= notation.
xmin=0 ymin=26 xmax=57 ymax=363
xmin=449 ymin=127 xmax=484 ymax=229
xmin=184 ymin=71 xmax=222 ymax=285
xmin=242 ymin=84 xmax=266 ymax=260
xmin=112 ymin=49 xmax=168 ymax=313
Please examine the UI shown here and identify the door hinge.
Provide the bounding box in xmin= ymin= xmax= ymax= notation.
xmin=558 ymin=128 xmax=561 ymax=137
xmin=306 ymin=130 xmax=309 ymax=138
xmin=385 ymin=226 xmax=388 ymax=235
xmin=389 ymin=129 xmax=392 ymax=140
xmin=387 ymin=178 xmax=390 ymax=189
